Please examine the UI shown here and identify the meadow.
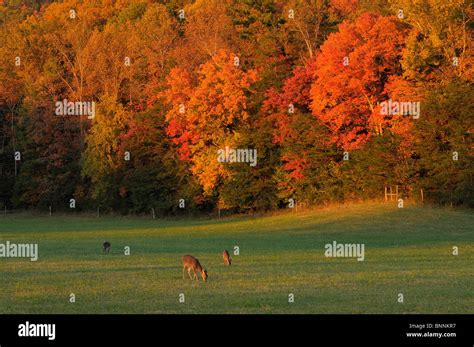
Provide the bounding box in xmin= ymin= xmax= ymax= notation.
xmin=0 ymin=202 xmax=472 ymax=314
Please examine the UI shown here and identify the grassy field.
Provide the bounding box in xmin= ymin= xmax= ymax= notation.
xmin=0 ymin=202 xmax=472 ymax=314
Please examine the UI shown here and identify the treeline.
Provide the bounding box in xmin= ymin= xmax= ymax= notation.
xmin=0 ymin=0 xmax=472 ymax=215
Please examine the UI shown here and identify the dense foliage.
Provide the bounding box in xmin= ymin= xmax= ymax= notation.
xmin=0 ymin=0 xmax=472 ymax=214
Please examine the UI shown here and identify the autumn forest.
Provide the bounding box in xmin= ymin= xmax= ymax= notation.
xmin=0 ymin=0 xmax=472 ymax=215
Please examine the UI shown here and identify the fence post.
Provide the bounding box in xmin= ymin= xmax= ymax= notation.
xmin=420 ymin=189 xmax=424 ymax=203
xmin=384 ymin=186 xmax=387 ymax=202
xmin=152 ymin=208 xmax=155 ymax=219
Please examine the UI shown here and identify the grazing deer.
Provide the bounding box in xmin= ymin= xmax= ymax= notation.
xmin=103 ymin=241 xmax=111 ymax=254
xmin=223 ymin=250 xmax=231 ymax=266
xmin=182 ymin=255 xmax=208 ymax=282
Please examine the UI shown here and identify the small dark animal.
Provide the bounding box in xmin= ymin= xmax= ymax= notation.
xmin=182 ymin=255 xmax=208 ymax=282
xmin=223 ymin=250 xmax=232 ymax=266
xmin=103 ymin=241 xmax=111 ymax=254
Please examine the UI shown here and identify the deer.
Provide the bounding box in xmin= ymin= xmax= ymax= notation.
xmin=223 ymin=250 xmax=232 ymax=266
xmin=103 ymin=241 xmax=111 ymax=254
xmin=182 ymin=255 xmax=208 ymax=282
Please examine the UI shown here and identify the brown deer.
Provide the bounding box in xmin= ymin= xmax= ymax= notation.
xmin=103 ymin=241 xmax=111 ymax=254
xmin=182 ymin=255 xmax=208 ymax=282
xmin=223 ymin=250 xmax=231 ymax=266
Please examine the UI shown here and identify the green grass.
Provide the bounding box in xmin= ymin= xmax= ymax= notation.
xmin=0 ymin=202 xmax=472 ymax=314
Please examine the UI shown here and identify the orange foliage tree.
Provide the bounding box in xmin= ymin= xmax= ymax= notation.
xmin=160 ymin=49 xmax=258 ymax=196
xmin=310 ymin=13 xmax=410 ymax=151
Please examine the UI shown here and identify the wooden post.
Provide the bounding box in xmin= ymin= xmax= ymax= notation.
xmin=396 ymin=185 xmax=399 ymax=200
xmin=152 ymin=208 xmax=155 ymax=219
xmin=218 ymin=207 xmax=221 ymax=219
xmin=49 ymin=206 xmax=52 ymax=216
xmin=97 ymin=207 xmax=100 ymax=218
xmin=384 ymin=186 xmax=387 ymax=202
xmin=420 ymin=189 xmax=424 ymax=203
xmin=389 ymin=186 xmax=393 ymax=201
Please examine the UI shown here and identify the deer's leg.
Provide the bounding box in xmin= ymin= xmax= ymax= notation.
xmin=188 ymin=268 xmax=193 ymax=280
xmin=182 ymin=266 xmax=185 ymax=280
